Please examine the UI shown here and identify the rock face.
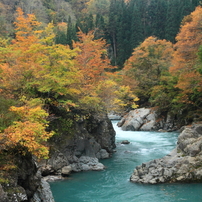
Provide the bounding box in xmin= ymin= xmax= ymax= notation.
xmin=130 ymin=124 xmax=202 ymax=184
xmin=0 ymin=112 xmax=115 ymax=202
xmin=0 ymin=154 xmax=55 ymax=202
xmin=41 ymin=112 xmax=116 ymax=175
xmin=0 ymin=185 xmax=7 ymax=202
xmin=31 ymin=179 xmax=55 ymax=202
xmin=118 ymin=108 xmax=176 ymax=131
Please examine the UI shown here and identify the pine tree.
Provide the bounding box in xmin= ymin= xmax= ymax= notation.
xmin=94 ymin=14 xmax=106 ymax=39
xmin=55 ymin=22 xmax=67 ymax=45
xmin=180 ymin=0 xmax=196 ymax=18
xmin=165 ymin=0 xmax=181 ymax=43
xmin=116 ymin=0 xmax=132 ymax=67
xmin=87 ymin=13 xmax=94 ymax=32
xmin=107 ymin=0 xmax=118 ymax=65
xmin=130 ymin=0 xmax=144 ymax=50
xmin=67 ymin=16 xmax=77 ymax=48
xmin=147 ymin=0 xmax=167 ymax=39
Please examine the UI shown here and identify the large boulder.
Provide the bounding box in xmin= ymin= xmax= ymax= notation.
xmin=118 ymin=108 xmax=158 ymax=131
xmin=61 ymin=166 xmax=72 ymax=176
xmin=118 ymin=108 xmax=176 ymax=131
xmin=71 ymin=156 xmax=105 ymax=172
xmin=130 ymin=124 xmax=202 ymax=184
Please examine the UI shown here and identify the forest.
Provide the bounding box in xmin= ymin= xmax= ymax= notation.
xmin=0 ymin=0 xmax=202 ymax=175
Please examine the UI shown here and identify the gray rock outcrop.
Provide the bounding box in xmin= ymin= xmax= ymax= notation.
xmin=31 ymin=179 xmax=55 ymax=202
xmin=61 ymin=165 xmax=72 ymax=176
xmin=0 ymin=154 xmax=55 ymax=202
xmin=71 ymin=156 xmax=105 ymax=172
xmin=130 ymin=124 xmax=202 ymax=184
xmin=118 ymin=108 xmax=176 ymax=131
xmin=40 ymin=112 xmax=115 ymax=175
xmin=0 ymin=113 xmax=115 ymax=202
xmin=0 ymin=184 xmax=7 ymax=202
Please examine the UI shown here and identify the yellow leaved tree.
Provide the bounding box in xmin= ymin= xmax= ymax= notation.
xmin=1 ymin=99 xmax=54 ymax=159
xmin=0 ymin=8 xmax=79 ymax=158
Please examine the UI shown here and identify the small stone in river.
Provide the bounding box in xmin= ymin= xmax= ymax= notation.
xmin=121 ymin=140 xmax=130 ymax=144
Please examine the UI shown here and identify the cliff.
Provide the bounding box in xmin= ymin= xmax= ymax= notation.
xmin=0 ymin=152 xmax=55 ymax=202
xmin=130 ymin=124 xmax=202 ymax=184
xmin=0 ymin=112 xmax=115 ymax=202
xmin=41 ymin=112 xmax=116 ymax=175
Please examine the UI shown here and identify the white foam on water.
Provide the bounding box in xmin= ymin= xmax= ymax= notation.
xmin=112 ymin=120 xmax=178 ymax=156
xmin=113 ymin=122 xmax=166 ymax=142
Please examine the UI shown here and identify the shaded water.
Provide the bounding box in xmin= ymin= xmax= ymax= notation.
xmin=50 ymin=121 xmax=202 ymax=202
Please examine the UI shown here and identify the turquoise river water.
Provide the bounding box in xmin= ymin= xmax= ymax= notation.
xmin=50 ymin=121 xmax=202 ymax=202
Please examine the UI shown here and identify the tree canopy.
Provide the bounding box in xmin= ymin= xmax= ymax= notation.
xmin=0 ymin=8 xmax=138 ymax=159
xmin=121 ymin=6 xmax=202 ymax=123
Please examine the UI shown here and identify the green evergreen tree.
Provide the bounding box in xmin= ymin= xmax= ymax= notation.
xmin=67 ymin=16 xmax=77 ymax=48
xmin=147 ymin=0 xmax=167 ymax=39
xmin=95 ymin=14 xmax=106 ymax=39
xmin=180 ymin=0 xmax=197 ymax=19
xmin=116 ymin=0 xmax=132 ymax=67
xmin=107 ymin=0 xmax=119 ymax=65
xmin=79 ymin=14 xmax=95 ymax=34
xmin=165 ymin=0 xmax=180 ymax=43
xmin=130 ymin=0 xmax=144 ymax=50
xmin=87 ymin=14 xmax=94 ymax=32
xmin=55 ymin=29 xmax=67 ymax=45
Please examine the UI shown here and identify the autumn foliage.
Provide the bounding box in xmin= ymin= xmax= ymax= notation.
xmin=0 ymin=8 xmax=77 ymax=158
xmin=122 ymin=36 xmax=174 ymax=103
xmin=0 ymin=8 xmax=138 ymax=159
xmin=121 ymin=6 xmax=202 ymax=122
xmin=170 ymin=6 xmax=202 ymax=100
xmin=1 ymin=99 xmax=54 ymax=159
xmin=2 ymin=5 xmax=202 ymax=160
xmin=73 ymin=30 xmax=114 ymax=109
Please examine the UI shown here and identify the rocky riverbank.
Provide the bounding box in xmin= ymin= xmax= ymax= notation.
xmin=0 ymin=153 xmax=55 ymax=202
xmin=130 ymin=124 xmax=202 ymax=184
xmin=0 ymin=112 xmax=116 ymax=202
xmin=40 ymin=112 xmax=116 ymax=176
xmin=117 ymin=107 xmax=177 ymax=131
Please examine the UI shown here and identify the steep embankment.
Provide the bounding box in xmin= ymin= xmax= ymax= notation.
xmin=0 ymin=152 xmax=55 ymax=202
xmin=0 ymin=113 xmax=115 ymax=202
xmin=41 ymin=112 xmax=116 ymax=175
xmin=130 ymin=124 xmax=202 ymax=184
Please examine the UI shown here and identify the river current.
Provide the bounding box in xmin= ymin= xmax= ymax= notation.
xmin=50 ymin=121 xmax=202 ymax=202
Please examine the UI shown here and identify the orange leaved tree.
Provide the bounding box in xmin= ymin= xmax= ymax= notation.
xmin=0 ymin=8 xmax=79 ymax=107
xmin=170 ymin=6 xmax=202 ymax=114
xmin=72 ymin=30 xmax=139 ymax=112
xmin=0 ymin=8 xmax=79 ymax=158
xmin=73 ymin=30 xmax=114 ymax=110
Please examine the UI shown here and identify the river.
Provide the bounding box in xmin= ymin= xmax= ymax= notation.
xmin=50 ymin=121 xmax=202 ymax=202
